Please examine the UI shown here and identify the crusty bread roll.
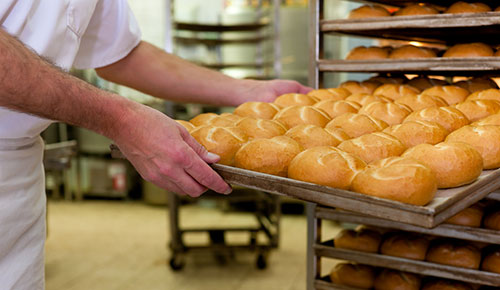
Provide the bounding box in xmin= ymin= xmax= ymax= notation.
xmin=351 ymin=156 xmax=437 ymax=205
xmin=334 ymin=228 xmax=382 ymax=253
xmin=473 ymin=113 xmax=500 ymax=126
xmin=380 ymin=232 xmax=429 ymax=260
xmin=426 ymin=239 xmax=481 ymax=269
xmin=288 ymin=146 xmax=365 ymax=189
xmin=404 ymin=106 xmax=470 ymax=132
xmin=233 ymin=101 xmax=281 ymax=120
xmin=407 ymin=76 xmax=448 ymax=91
xmin=445 ymin=125 xmax=500 ymax=169
xmin=272 ymin=105 xmax=331 ymax=129
xmin=445 ymin=204 xmax=484 ymax=227
xmin=340 ymin=80 xmax=380 ymax=94
xmin=395 ymin=4 xmax=439 ymax=16
xmin=326 ymin=113 xmax=389 ymax=138
xmin=454 ymin=99 xmax=500 ymax=122
xmin=445 ymin=1 xmax=491 ymax=14
xmin=443 ymin=43 xmax=494 ymax=58
xmin=190 ymin=112 xmax=237 ymax=127
xmin=307 ymin=88 xmax=351 ymax=101
xmin=273 ymin=93 xmax=318 ymax=107
xmin=191 ymin=125 xmax=248 ymax=166
xmin=313 ymin=99 xmax=361 ymax=119
xmin=369 ymin=75 xmax=408 ymax=85
xmin=396 ymin=94 xmax=449 ymax=111
xmin=466 ymin=88 xmax=500 ymax=102
xmin=358 ymin=101 xmax=413 ymax=125
xmin=454 ymin=77 xmax=499 ymax=93
xmin=348 ymin=4 xmax=391 ymax=19
xmin=374 ymin=269 xmax=421 ymax=290
xmin=374 ymin=84 xmax=421 ymax=101
xmin=346 ymin=46 xmax=390 ymax=60
xmin=219 ymin=113 xmax=242 ymax=123
xmin=421 ymin=85 xmax=470 ymax=105
xmin=285 ymin=124 xmax=347 ymax=149
xmin=383 ymin=120 xmax=449 ymax=148
xmin=324 ymin=126 xmax=351 ymax=141
xmin=330 ymin=263 xmax=376 ymax=289
xmin=481 ymin=247 xmax=500 ymax=274
xmin=176 ymin=120 xmax=196 ymax=132
xmin=389 ymin=45 xmax=437 ymax=59
xmin=403 ymin=142 xmax=483 ymax=188
xmin=483 ymin=209 xmax=500 ymax=230
xmin=422 ymin=279 xmax=474 ymax=290
xmin=345 ymin=93 xmax=391 ymax=106
xmin=235 ymin=117 xmax=286 ymax=139
xmin=338 ymin=132 xmax=406 ymax=164
xmin=234 ymin=136 xmax=302 ymax=176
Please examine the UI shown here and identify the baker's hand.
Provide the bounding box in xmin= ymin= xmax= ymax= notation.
xmin=237 ymin=79 xmax=313 ymax=104
xmin=113 ymin=105 xmax=232 ymax=197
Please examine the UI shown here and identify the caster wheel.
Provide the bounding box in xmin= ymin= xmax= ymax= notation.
xmin=256 ymin=254 xmax=267 ymax=269
xmin=169 ymin=256 xmax=185 ymax=271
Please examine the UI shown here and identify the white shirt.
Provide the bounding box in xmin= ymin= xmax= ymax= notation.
xmin=0 ymin=0 xmax=142 ymax=139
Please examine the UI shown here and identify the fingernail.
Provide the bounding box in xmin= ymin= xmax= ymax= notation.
xmin=207 ymin=152 xmax=220 ymax=160
xmin=224 ymin=186 xmax=232 ymax=195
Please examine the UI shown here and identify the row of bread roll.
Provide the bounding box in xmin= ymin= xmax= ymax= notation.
xmin=445 ymin=201 xmax=500 ymax=230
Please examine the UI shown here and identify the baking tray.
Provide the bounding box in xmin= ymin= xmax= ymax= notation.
xmin=315 ymin=242 xmax=500 ymax=286
xmin=352 ymin=0 xmax=499 ymax=9
xmin=315 ymin=206 xmax=500 ymax=244
xmin=315 ymin=277 xmax=364 ymax=290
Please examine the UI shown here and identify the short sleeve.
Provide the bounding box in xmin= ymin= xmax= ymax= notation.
xmin=73 ymin=0 xmax=142 ymax=69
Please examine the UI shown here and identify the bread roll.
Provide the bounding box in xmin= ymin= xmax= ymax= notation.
xmin=351 ymin=156 xmax=437 ymax=205
xmin=273 ymin=105 xmax=331 ymax=129
xmin=273 ymin=93 xmax=318 ymax=107
xmin=190 ymin=112 xmax=237 ymax=127
xmin=324 ymin=126 xmax=352 ymax=142
xmin=403 ymin=142 xmax=483 ymax=188
xmin=445 ymin=204 xmax=484 ymax=227
xmin=374 ymin=84 xmax=421 ymax=101
xmin=443 ymin=43 xmax=494 ymax=58
xmin=234 ymin=136 xmax=302 ymax=176
xmin=307 ymin=88 xmax=351 ymax=101
xmin=445 ymin=1 xmax=491 ymax=14
xmin=407 ymin=76 xmax=448 ymax=91
xmin=426 ymin=240 xmax=481 ymax=269
xmin=395 ymin=4 xmax=439 ymax=16
xmin=384 ymin=120 xmax=449 ymax=148
xmin=288 ymin=146 xmax=366 ymax=189
xmin=285 ymin=124 xmax=347 ymax=149
xmin=374 ymin=269 xmax=421 ymax=290
xmin=313 ymin=99 xmax=361 ymax=119
xmin=454 ymin=100 xmax=500 ymax=122
xmin=404 ymin=106 xmax=470 ymax=132
xmin=191 ymin=125 xmax=248 ymax=166
xmin=348 ymin=4 xmax=391 ymax=19
xmin=396 ymin=94 xmax=449 ymax=111
xmin=219 ymin=113 xmax=242 ymax=123
xmin=235 ymin=117 xmax=286 ymax=139
xmin=340 ymin=80 xmax=380 ymax=94
xmin=473 ymin=113 xmax=500 ymax=126
xmin=454 ymin=77 xmax=499 ymax=93
xmin=380 ymin=232 xmax=430 ymax=260
xmin=358 ymin=101 xmax=413 ymax=125
xmin=334 ymin=228 xmax=382 ymax=253
xmin=327 ymin=113 xmax=388 ymax=138
xmin=389 ymin=45 xmax=437 ymax=59
xmin=369 ymin=75 xmax=408 ymax=84
xmin=421 ymin=85 xmax=470 ymax=105
xmin=466 ymin=88 xmax=500 ymax=102
xmin=422 ymin=279 xmax=474 ymax=290
xmin=481 ymin=247 xmax=500 ymax=274
xmin=345 ymin=93 xmax=391 ymax=106
xmin=233 ymin=101 xmax=281 ymax=120
xmin=346 ymin=46 xmax=390 ymax=60
xmin=176 ymin=120 xmax=196 ymax=132
xmin=483 ymin=210 xmax=500 ymax=230
xmin=338 ymin=132 xmax=406 ymax=164
xmin=330 ymin=263 xmax=376 ymax=289
xmin=445 ymin=125 xmax=500 ymax=169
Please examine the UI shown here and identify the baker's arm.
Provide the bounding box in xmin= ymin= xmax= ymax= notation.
xmin=95 ymin=41 xmax=311 ymax=106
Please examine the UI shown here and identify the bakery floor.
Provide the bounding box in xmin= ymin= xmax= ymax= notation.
xmin=45 ymin=199 xmax=342 ymax=290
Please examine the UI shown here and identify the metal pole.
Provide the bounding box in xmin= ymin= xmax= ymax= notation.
xmin=273 ymin=0 xmax=282 ymax=78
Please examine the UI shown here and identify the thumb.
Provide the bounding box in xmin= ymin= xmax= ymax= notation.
xmin=181 ymin=129 xmax=221 ymax=164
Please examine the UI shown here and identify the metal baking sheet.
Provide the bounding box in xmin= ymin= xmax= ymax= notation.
xmin=352 ymin=0 xmax=499 ymax=9
xmin=315 ymin=243 xmax=500 ymax=286
xmin=315 ymin=278 xmax=364 ymax=290
xmin=213 ymin=164 xmax=500 ymax=228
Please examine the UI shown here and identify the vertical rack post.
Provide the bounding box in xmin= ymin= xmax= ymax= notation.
xmin=309 ymin=0 xmax=323 ymax=89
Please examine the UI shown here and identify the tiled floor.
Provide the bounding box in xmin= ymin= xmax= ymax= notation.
xmin=45 ymin=199 xmax=342 ymax=290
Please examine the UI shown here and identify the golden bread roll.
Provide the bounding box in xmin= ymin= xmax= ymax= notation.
xmin=190 ymin=112 xmax=237 ymax=127
xmin=235 ymin=117 xmax=286 ymax=139
xmin=358 ymin=101 xmax=413 ymax=125
xmin=467 ymin=88 xmax=500 ymax=102
xmin=395 ymin=4 xmax=439 ymax=16
xmin=369 ymin=75 xmax=408 ymax=84
xmin=191 ymin=125 xmax=248 ymax=166
xmin=389 ymin=45 xmax=437 ymax=59
xmin=445 ymin=125 xmax=500 ymax=169
xmin=396 ymin=94 xmax=449 ymax=111
xmin=234 ymin=136 xmax=302 ymax=176
xmin=307 ymin=88 xmax=351 ymax=101
xmin=404 ymin=106 xmax=470 ymax=132
xmin=326 ymin=113 xmax=388 ymax=138
xmin=443 ymin=43 xmax=494 ymax=58
xmin=334 ymin=228 xmax=382 ymax=253
xmin=380 ymin=232 xmax=429 ymax=260
xmin=176 ymin=120 xmax=196 ymax=132
xmin=219 ymin=113 xmax=242 ymax=123
xmin=273 ymin=93 xmax=318 ymax=107
xmin=473 ymin=113 xmax=500 ymax=126
xmin=445 ymin=204 xmax=484 ymax=227
xmin=345 ymin=93 xmax=391 ymax=106
xmin=482 ymin=247 xmax=500 ymax=274
xmin=346 ymin=46 xmax=390 ymax=60
xmin=373 ymin=84 xmax=421 ymax=101
xmin=421 ymin=85 xmax=470 ymax=105
xmin=348 ymin=4 xmax=391 ymax=19
xmin=233 ymin=101 xmax=281 ymax=120
xmin=273 ymin=105 xmax=331 ymax=129
xmin=454 ymin=99 xmax=500 ymax=122
xmin=383 ymin=120 xmax=449 ymax=148
xmin=374 ymin=269 xmax=421 ymax=290
xmin=351 ymin=156 xmax=437 ymax=205
xmin=285 ymin=124 xmax=346 ymax=149
xmin=422 ymin=279 xmax=474 ymax=290
xmin=288 ymin=146 xmax=365 ymax=189
xmin=403 ymin=142 xmax=483 ymax=188
xmin=407 ymin=76 xmax=448 ymax=91
xmin=340 ymin=80 xmax=380 ymax=94
xmin=454 ymin=77 xmax=499 ymax=93
xmin=483 ymin=210 xmax=500 ymax=230
xmin=330 ymin=263 xmax=376 ymax=289
xmin=445 ymin=1 xmax=491 ymax=14
xmin=313 ymin=99 xmax=361 ymax=119
xmin=338 ymin=132 xmax=406 ymax=164
xmin=426 ymin=240 xmax=481 ymax=269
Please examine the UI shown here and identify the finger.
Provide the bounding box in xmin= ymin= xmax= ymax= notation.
xmin=297 ymin=84 xmax=314 ymax=94
xmin=180 ymin=128 xmax=221 ymax=164
xmin=157 ymin=166 xmax=209 ymax=197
